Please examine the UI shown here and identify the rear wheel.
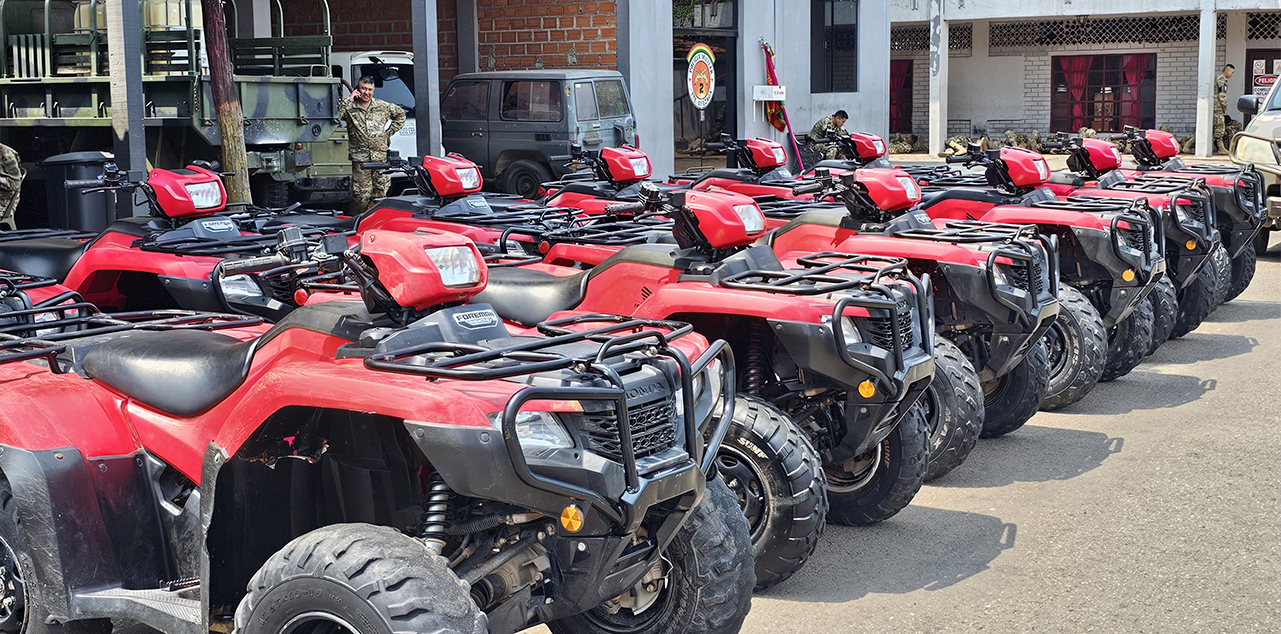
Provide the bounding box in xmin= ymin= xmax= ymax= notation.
xmin=922 ymin=338 xmax=984 ymax=481
xmin=1101 ymin=295 xmax=1153 ymax=382
xmin=1147 ymin=276 xmax=1178 ymax=355
xmin=1040 ymin=286 xmax=1107 ymax=411
xmin=825 ymin=402 xmax=928 ymax=526
xmin=502 ymin=159 xmax=553 ymax=198
xmin=234 ymin=524 xmax=486 ymax=634
xmin=980 ymin=339 xmax=1050 ymax=438
xmin=1225 ymin=241 xmax=1257 ymax=303
xmin=1171 ymin=265 xmax=1215 ymax=339
xmin=549 ymin=477 xmax=754 ymax=634
xmin=715 ymin=396 xmax=826 ymax=590
xmin=1209 ymin=245 xmax=1232 ymax=307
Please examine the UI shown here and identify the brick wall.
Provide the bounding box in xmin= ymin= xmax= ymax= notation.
xmin=477 ymin=0 xmax=616 ymax=71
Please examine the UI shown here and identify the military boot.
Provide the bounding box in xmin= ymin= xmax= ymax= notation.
xmin=1216 ymin=139 xmax=1228 ymax=154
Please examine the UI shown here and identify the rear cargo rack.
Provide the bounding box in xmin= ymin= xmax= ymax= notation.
xmin=519 ymin=215 xmax=675 ymax=248
xmin=430 ymin=203 xmax=586 ymax=230
xmin=918 ymin=172 xmax=989 ymax=187
xmin=0 ymin=228 xmax=98 ymax=242
xmin=717 ymin=253 xmax=910 ymax=296
xmin=895 ymin=164 xmax=960 ymax=180
xmin=890 ymin=219 xmax=1041 ymax=244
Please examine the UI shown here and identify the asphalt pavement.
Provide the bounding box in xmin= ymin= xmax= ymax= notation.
xmin=742 ymin=238 xmax=1281 ymax=634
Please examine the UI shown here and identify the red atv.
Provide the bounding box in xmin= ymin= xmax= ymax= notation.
xmin=0 ymin=269 xmax=89 ymax=337
xmin=0 ymin=227 xmax=756 ymax=634
xmin=915 ymin=145 xmax=1172 ymax=378
xmin=667 ymin=135 xmax=819 ymax=199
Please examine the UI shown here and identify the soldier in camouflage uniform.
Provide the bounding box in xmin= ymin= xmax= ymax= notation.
xmin=340 ymin=75 xmax=406 ymax=213
xmin=807 ymin=110 xmax=849 ymax=159
xmin=0 ymin=143 xmax=24 ymax=230
xmin=1214 ymin=64 xmax=1235 ymax=153
xmin=943 ymin=135 xmax=972 ymax=156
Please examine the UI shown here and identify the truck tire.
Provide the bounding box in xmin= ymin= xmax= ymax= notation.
xmin=1147 ymin=276 xmax=1178 ymax=356
xmin=502 ymin=160 xmax=553 ymax=199
xmin=980 ymin=339 xmax=1050 ymax=438
xmin=825 ymin=401 xmax=928 ymax=526
xmin=1040 ymin=286 xmax=1107 ymax=411
xmin=1209 ymin=245 xmax=1232 ymax=308
xmin=0 ymin=475 xmax=110 ymax=634
xmin=234 ymin=523 xmax=486 ymax=634
xmin=923 ymin=338 xmax=984 ymax=481
xmin=1101 ymin=295 xmax=1153 ymax=382
xmin=549 ymin=477 xmax=754 ymax=634
xmin=1171 ymin=266 xmax=1215 ymax=339
xmin=714 ymin=396 xmax=826 ymax=590
xmin=1225 ymin=241 xmax=1257 ymax=303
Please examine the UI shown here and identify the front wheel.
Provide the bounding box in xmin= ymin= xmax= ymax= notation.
xmin=549 ymin=477 xmax=754 ymax=634
xmin=1171 ymin=265 xmax=1215 ymax=339
xmin=825 ymin=401 xmax=928 ymax=526
xmin=233 ymin=524 xmax=487 ymax=634
xmin=1225 ymin=241 xmax=1257 ymax=303
xmin=923 ymin=338 xmax=984 ymax=481
xmin=1147 ymin=276 xmax=1178 ymax=356
xmin=1040 ymin=286 xmax=1107 ymax=411
xmin=1209 ymin=244 xmax=1232 ymax=308
xmin=980 ymin=339 xmax=1050 ymax=438
xmin=1100 ymin=295 xmax=1153 ymax=382
xmin=716 ymin=396 xmax=826 ymax=590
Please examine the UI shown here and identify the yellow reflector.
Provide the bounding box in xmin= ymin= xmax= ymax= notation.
xmin=560 ymin=504 xmax=584 ymax=533
xmin=1185 ymin=240 xmax=1197 ymax=251
xmin=858 ymin=380 xmax=876 ymax=398
xmin=1121 ymin=269 xmax=1135 ymax=282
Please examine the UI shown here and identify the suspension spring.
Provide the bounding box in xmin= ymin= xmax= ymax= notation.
xmin=419 ymin=473 xmax=453 ymax=556
xmin=744 ymin=322 xmax=769 ymax=396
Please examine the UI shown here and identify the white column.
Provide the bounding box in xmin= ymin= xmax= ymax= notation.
xmin=411 ymin=0 xmax=443 ymax=157
xmin=1194 ymin=3 xmax=1217 ymax=158
xmin=928 ymin=0 xmax=949 ymax=156
xmin=617 ymin=0 xmax=675 ymax=178
xmin=1225 ymin=11 xmax=1247 ymax=107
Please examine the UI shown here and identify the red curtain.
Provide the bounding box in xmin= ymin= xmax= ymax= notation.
xmin=1121 ymin=54 xmax=1148 ymax=125
xmin=1059 ymin=56 xmax=1092 ymax=131
xmin=890 ymin=60 xmax=911 ymax=133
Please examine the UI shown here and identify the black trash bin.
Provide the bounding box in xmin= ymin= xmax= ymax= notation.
xmin=42 ymin=151 xmax=113 ymax=231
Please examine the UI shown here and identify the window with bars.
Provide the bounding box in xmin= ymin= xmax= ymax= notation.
xmin=1051 ymin=54 xmax=1156 ymax=133
xmin=811 ymin=0 xmax=858 ymax=93
xmin=890 ymin=23 xmax=972 ymax=52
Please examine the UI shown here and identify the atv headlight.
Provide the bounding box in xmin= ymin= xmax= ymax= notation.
xmin=219 ymin=274 xmax=263 ymax=301
xmin=1034 ymin=159 xmax=1050 ymax=181
xmin=489 ymin=411 xmax=573 ymax=454
xmin=771 ymin=147 xmax=787 ymax=164
xmin=629 ymin=157 xmax=650 ymax=178
xmin=425 ymin=246 xmax=481 ymax=287
xmin=896 ymin=176 xmax=920 ymax=200
xmin=873 ymin=139 xmax=886 ymax=156
xmin=184 ymin=182 xmax=223 ymax=209
xmin=455 ymin=167 xmax=481 ymax=190
xmin=841 ymin=316 xmax=863 ymax=347
xmin=733 ymin=204 xmax=766 ymax=234
xmin=990 ymin=263 xmax=1011 ymax=287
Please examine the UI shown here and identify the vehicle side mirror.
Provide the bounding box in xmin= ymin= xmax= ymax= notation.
xmin=1238 ymin=95 xmax=1261 ymax=115
xmin=379 ymin=67 xmax=399 ymax=82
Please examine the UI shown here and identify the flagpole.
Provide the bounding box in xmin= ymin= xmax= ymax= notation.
xmin=761 ymin=39 xmax=806 ymax=172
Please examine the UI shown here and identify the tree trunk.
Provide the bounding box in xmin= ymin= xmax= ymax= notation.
xmin=200 ymin=0 xmax=252 ymax=203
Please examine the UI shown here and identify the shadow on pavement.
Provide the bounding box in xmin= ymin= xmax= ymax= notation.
xmin=759 ymin=506 xmax=1015 ymax=602
xmin=1056 ymin=369 xmax=1213 ymax=415
xmin=1202 ymin=300 xmax=1281 ymax=324
xmin=930 ymin=426 xmax=1122 ymax=488
xmin=1151 ymin=332 xmax=1258 ymax=364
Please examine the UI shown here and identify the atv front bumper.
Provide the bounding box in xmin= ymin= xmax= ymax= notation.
xmin=1208 ymin=177 xmax=1264 ymax=257
xmin=1071 ymin=211 xmax=1165 ymax=328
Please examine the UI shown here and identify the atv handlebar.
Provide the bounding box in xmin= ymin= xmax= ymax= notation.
xmin=218 ymin=254 xmax=290 ymax=277
xmin=792 ymin=181 xmax=827 ymax=195
xmin=703 ymin=142 xmax=727 ymax=152
xmin=64 ymin=179 xmax=107 ymax=190
xmin=603 ymin=201 xmax=647 ymax=215
xmin=945 ymin=154 xmax=971 ymax=164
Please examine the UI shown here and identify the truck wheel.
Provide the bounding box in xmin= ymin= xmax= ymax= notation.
xmin=923 ymin=338 xmax=984 ymax=481
xmin=715 ymin=396 xmax=826 ymax=590
xmin=502 ymin=160 xmax=552 ymax=199
xmin=1254 ymin=228 xmax=1272 ymax=256
xmin=1101 ymin=295 xmax=1153 ymax=382
xmin=0 ymin=475 xmax=110 ymax=634
xmin=1209 ymin=245 xmax=1232 ymax=308
xmin=824 ymin=401 xmax=928 ymax=526
xmin=980 ymin=339 xmax=1050 ymax=438
xmin=1225 ymin=241 xmax=1257 ymax=303
xmin=1147 ymin=276 xmax=1178 ymax=356
xmin=234 ymin=524 xmax=486 ymax=634
xmin=549 ymin=477 xmax=754 ymax=634
xmin=1040 ymin=286 xmax=1107 ymax=411
xmin=1171 ymin=266 xmax=1215 ymax=339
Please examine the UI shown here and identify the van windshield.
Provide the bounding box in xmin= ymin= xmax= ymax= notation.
xmin=359 ymin=64 xmax=416 ymax=116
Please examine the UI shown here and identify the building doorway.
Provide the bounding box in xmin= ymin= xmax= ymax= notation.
xmin=673 ymin=0 xmax=737 ymax=171
xmin=1244 ymin=48 xmax=1281 ymax=127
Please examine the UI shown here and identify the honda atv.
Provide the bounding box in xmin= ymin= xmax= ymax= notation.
xmin=916 ymin=145 xmax=1170 ymax=380
xmin=667 ymin=135 xmax=819 ymax=199
xmin=0 ymin=269 xmax=89 ymax=338
xmin=0 ymin=227 xmax=755 ymax=634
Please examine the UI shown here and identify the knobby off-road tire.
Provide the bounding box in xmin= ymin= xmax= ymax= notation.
xmin=980 ymin=339 xmax=1050 ymax=438
xmin=234 ymin=523 xmax=486 ymax=634
xmin=922 ymin=338 xmax=984 ymax=482
xmin=1146 ymin=276 xmax=1178 ymax=356
xmin=1040 ymin=286 xmax=1107 ymax=411
xmin=0 ymin=475 xmax=110 ymax=634
xmin=1101 ymin=295 xmax=1154 ymax=382
xmin=549 ymin=477 xmax=754 ymax=634
xmin=715 ymin=396 xmax=826 ymax=590
xmin=1171 ymin=266 xmax=1216 ymax=339
xmin=825 ymin=401 xmax=928 ymax=527
xmin=1254 ymin=228 xmax=1272 ymax=257
xmin=1209 ymin=245 xmax=1232 ymax=308
xmin=1225 ymin=241 xmax=1257 ymax=303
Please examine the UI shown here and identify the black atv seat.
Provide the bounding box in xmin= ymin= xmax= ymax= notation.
xmin=1047 ymin=172 xmax=1086 ymax=187
xmin=0 ymin=238 xmax=88 ymax=281
xmin=82 ymin=330 xmax=256 ymax=417
xmin=473 ymin=267 xmax=589 ymax=327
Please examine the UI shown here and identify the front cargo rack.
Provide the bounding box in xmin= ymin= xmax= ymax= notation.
xmin=1103 ymin=174 xmax=1207 ymax=194
xmin=890 ymin=219 xmax=1041 ymax=244
xmin=1 ymin=271 xmax=61 ymax=294
xmin=0 ymin=228 xmax=98 ymax=242
xmin=717 ymin=253 xmax=910 ymax=296
xmin=139 ymin=226 xmax=351 ymax=258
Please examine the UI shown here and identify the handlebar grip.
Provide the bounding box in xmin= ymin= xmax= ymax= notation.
xmin=792 ymin=181 xmax=826 ymax=195
xmin=603 ymin=202 xmax=647 ymax=215
xmin=548 ymin=155 xmax=572 ymax=161
xmin=218 ymin=254 xmax=289 ymax=277
xmin=945 ymin=155 xmax=970 ymax=164
xmin=360 ymin=162 xmax=391 ymax=170
xmin=64 ymin=179 xmax=105 ymax=190
xmin=1040 ymin=142 xmax=1064 ymax=149
xmin=703 ymin=142 xmax=727 ymax=151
